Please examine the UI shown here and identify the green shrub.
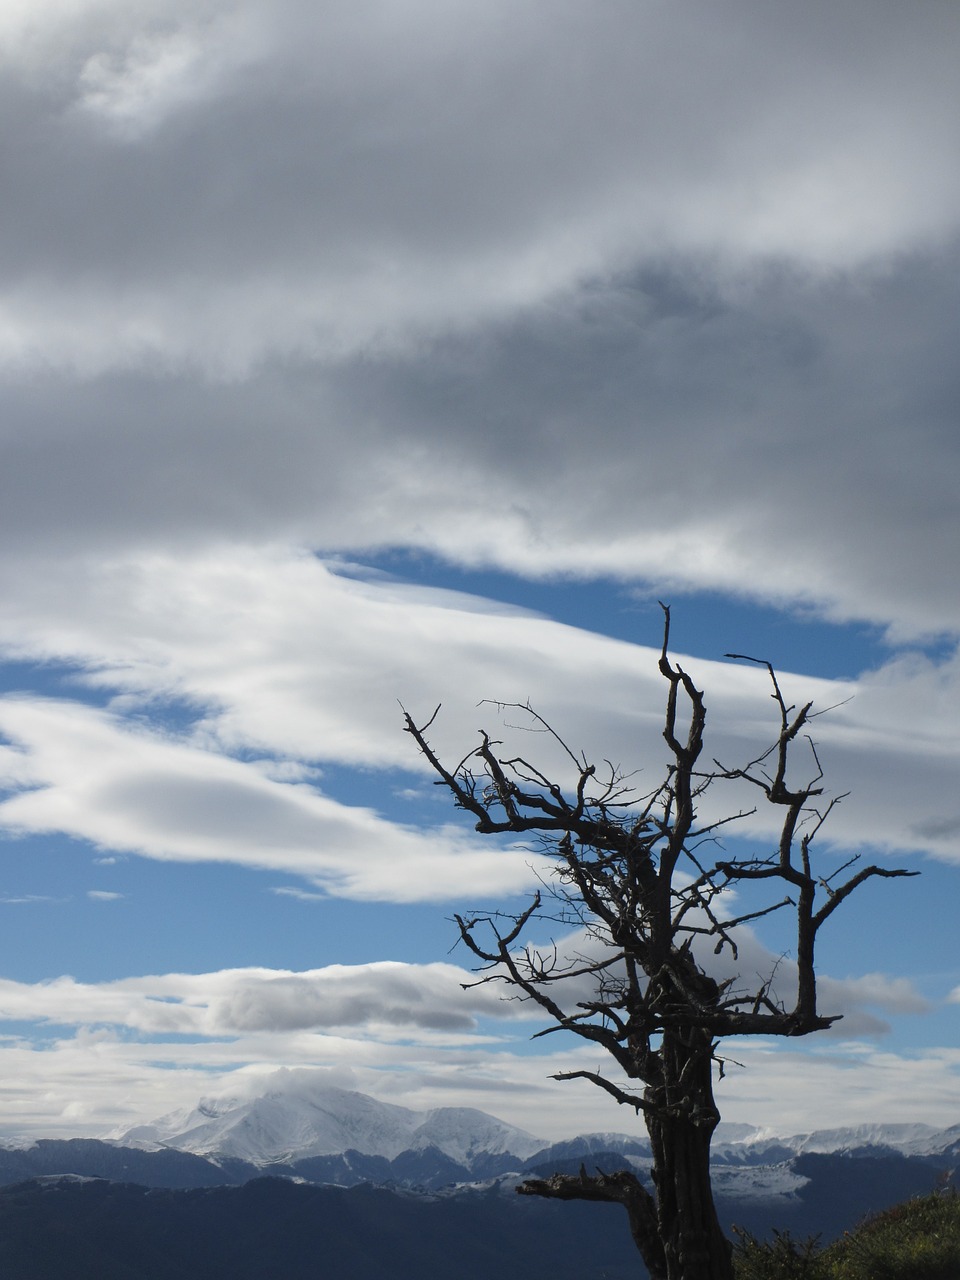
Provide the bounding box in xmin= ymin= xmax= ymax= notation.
xmin=823 ymin=1189 xmax=960 ymax=1280
xmin=733 ymin=1191 xmax=960 ymax=1280
xmin=733 ymin=1226 xmax=828 ymax=1279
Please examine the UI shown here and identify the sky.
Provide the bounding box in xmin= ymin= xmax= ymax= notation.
xmin=0 ymin=0 xmax=959 ymax=1145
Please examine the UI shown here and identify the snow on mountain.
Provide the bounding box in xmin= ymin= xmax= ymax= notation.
xmin=115 ymin=1070 xmax=542 ymax=1166
xmin=113 ymin=1069 xmax=960 ymax=1171
xmin=524 ymin=1131 xmax=652 ymax=1167
xmin=411 ymin=1107 xmax=543 ymax=1163
xmin=710 ymin=1163 xmax=810 ymax=1203
xmin=781 ymin=1122 xmax=960 ymax=1157
xmin=717 ymin=1122 xmax=960 ymax=1160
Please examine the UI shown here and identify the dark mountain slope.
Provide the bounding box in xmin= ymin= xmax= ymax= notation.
xmin=0 ymin=1177 xmax=644 ymax=1280
xmin=0 ymin=1139 xmax=254 ymax=1190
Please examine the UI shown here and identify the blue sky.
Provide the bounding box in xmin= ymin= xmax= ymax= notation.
xmin=1 ymin=0 xmax=959 ymax=1143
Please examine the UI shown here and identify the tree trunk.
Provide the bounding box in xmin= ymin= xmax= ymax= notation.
xmin=645 ymin=1030 xmax=734 ymax=1280
xmin=646 ymin=1113 xmax=732 ymax=1279
xmin=519 ymin=1029 xmax=734 ymax=1280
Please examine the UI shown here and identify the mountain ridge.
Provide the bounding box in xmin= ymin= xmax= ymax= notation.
xmin=114 ymin=1071 xmax=544 ymax=1167
xmin=103 ymin=1071 xmax=960 ymax=1171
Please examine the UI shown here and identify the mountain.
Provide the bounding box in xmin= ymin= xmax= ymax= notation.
xmin=0 ymin=1176 xmax=647 ymax=1280
xmin=116 ymin=1069 xmax=543 ymax=1167
xmin=1 ymin=1070 xmax=954 ymax=1247
xmin=0 ymin=1152 xmax=955 ymax=1280
xmin=1 ymin=1078 xmax=959 ymax=1278
xmin=710 ymin=1122 xmax=960 ymax=1165
xmin=113 ymin=1069 xmax=960 ymax=1177
xmin=0 ymin=1138 xmax=257 ymax=1191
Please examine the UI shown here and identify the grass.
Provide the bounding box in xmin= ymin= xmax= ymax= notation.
xmin=733 ymin=1190 xmax=960 ymax=1280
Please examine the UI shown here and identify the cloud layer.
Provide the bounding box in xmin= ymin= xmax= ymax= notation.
xmin=0 ymin=955 xmax=946 ymax=1141
xmin=1 ymin=550 xmax=959 ymax=901
xmin=2 ymin=0 xmax=959 ymax=1141
xmin=0 ymin=1 xmax=957 ymax=634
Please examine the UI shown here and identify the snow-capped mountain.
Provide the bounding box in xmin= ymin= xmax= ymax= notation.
xmin=114 ymin=1068 xmax=960 ymax=1177
xmin=779 ymin=1122 xmax=960 ymax=1157
xmin=2 ymin=1077 xmax=956 ymax=1252
xmin=116 ymin=1070 xmax=543 ymax=1166
xmin=710 ymin=1122 xmax=960 ymax=1164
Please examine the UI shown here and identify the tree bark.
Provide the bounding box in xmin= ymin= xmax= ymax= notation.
xmin=644 ymin=1029 xmax=733 ymax=1280
xmin=646 ymin=1117 xmax=732 ymax=1279
xmin=519 ymin=1026 xmax=733 ymax=1280
xmin=519 ymin=1103 xmax=733 ymax=1280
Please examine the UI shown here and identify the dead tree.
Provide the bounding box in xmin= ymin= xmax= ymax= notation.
xmin=403 ymin=607 xmax=914 ymax=1280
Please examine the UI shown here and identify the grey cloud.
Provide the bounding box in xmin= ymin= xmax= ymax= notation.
xmin=212 ymin=973 xmax=476 ymax=1034
xmin=0 ymin=963 xmax=516 ymax=1037
xmin=329 ymin=251 xmax=960 ymax=630
xmin=531 ymin=917 xmax=931 ymax=1044
xmin=699 ymin=940 xmax=930 ymax=1039
xmin=3 ymin=246 xmax=957 ymax=638
xmin=5 ymin=0 xmax=959 ymax=292
xmin=911 ymin=815 xmax=960 ymax=842
xmin=2 ymin=0 xmax=960 ymax=393
xmin=0 ymin=0 xmax=959 ymax=640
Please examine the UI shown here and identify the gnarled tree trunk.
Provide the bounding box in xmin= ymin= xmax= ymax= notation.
xmin=645 ymin=1029 xmax=732 ymax=1280
xmin=520 ymin=1025 xmax=733 ymax=1280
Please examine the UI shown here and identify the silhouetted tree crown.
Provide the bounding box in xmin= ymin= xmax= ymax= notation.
xmin=404 ymin=606 xmax=914 ymax=1280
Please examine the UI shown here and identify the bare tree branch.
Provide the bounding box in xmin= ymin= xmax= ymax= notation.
xmin=405 ymin=604 xmax=914 ymax=1280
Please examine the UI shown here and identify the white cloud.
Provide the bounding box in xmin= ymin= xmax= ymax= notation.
xmin=0 ymin=693 xmax=549 ymax=901
xmin=0 ymin=546 xmax=957 ymax=880
xmin=0 ymin=960 xmax=949 ymax=1141
xmin=0 ymin=894 xmax=61 ymax=905
xmin=715 ymin=1041 xmax=960 ymax=1139
xmin=270 ymin=886 xmax=326 ymax=903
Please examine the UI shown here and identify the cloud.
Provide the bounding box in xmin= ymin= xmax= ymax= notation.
xmin=0 ymin=693 xmax=549 ymax=901
xmin=0 ymin=547 xmax=957 ymax=879
xmin=4 ymin=2 xmax=960 ymax=370
xmin=1 ymin=256 xmax=958 ymax=639
xmin=270 ymin=886 xmax=326 ymax=903
xmin=714 ymin=1042 xmax=960 ymax=1139
xmin=0 ymin=894 xmax=61 ymax=905
xmin=706 ymin=933 xmax=932 ymax=1038
xmin=0 ymin=3 xmax=956 ymax=641
xmin=86 ymin=889 xmax=123 ymax=901
xmin=499 ymin=915 xmax=930 ymax=1043
xmin=0 ymin=960 xmax=949 ymax=1141
xmin=0 ymin=0 xmax=958 ymax=1150
xmin=0 ymin=961 xmax=527 ymax=1037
